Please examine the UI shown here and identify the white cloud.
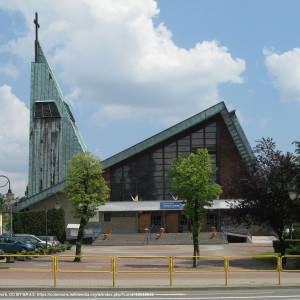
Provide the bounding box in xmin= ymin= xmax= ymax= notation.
xmin=0 ymin=0 xmax=245 ymax=126
xmin=265 ymin=47 xmax=300 ymax=102
xmin=0 ymin=85 xmax=29 ymax=196
xmin=0 ymin=62 xmax=19 ymax=79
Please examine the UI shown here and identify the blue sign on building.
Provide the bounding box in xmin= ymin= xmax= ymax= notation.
xmin=160 ymin=201 xmax=183 ymax=210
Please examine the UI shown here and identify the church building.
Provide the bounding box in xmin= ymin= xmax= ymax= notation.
xmin=18 ymin=14 xmax=254 ymax=234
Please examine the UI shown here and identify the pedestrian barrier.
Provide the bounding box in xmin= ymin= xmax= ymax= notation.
xmin=0 ymin=254 xmax=299 ymax=288
xmin=280 ymin=255 xmax=300 ymax=285
xmin=56 ymin=255 xmax=114 ymax=288
xmin=281 ymin=255 xmax=300 ymax=272
xmin=116 ymin=256 xmax=171 ymax=287
xmin=173 ymin=256 xmax=225 ymax=286
xmin=226 ymin=255 xmax=280 ymax=285
xmin=0 ymin=254 xmax=55 ymax=287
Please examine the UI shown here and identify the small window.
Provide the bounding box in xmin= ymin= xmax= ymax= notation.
xmin=104 ymin=213 xmax=111 ymax=222
xmin=34 ymin=101 xmax=60 ymax=118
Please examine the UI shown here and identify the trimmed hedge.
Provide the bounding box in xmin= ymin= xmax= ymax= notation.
xmin=13 ymin=244 xmax=72 ymax=258
xmin=273 ymin=239 xmax=300 ymax=254
xmin=12 ymin=208 xmax=66 ymax=242
xmin=292 ymin=227 xmax=300 ymax=239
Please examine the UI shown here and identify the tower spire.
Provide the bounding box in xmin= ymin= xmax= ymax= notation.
xmin=33 ymin=12 xmax=40 ymax=62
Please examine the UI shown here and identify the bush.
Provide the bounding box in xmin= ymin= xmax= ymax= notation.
xmin=284 ymin=239 xmax=300 ymax=250
xmin=12 ymin=208 xmax=66 ymax=242
xmin=272 ymin=240 xmax=282 ymax=253
xmin=33 ymin=244 xmax=70 ymax=255
xmin=285 ymin=244 xmax=300 ymax=269
xmin=286 ymin=244 xmax=300 ymax=255
xmin=273 ymin=239 xmax=300 ymax=254
xmin=65 ymin=243 xmax=72 ymax=250
xmin=292 ymin=227 xmax=300 ymax=239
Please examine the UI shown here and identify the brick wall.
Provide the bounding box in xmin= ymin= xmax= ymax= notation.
xmin=218 ymin=117 xmax=249 ymax=198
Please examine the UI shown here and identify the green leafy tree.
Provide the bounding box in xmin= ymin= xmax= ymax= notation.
xmin=293 ymin=141 xmax=300 ymax=194
xmin=232 ymin=138 xmax=299 ymax=255
xmin=64 ymin=152 xmax=109 ymax=262
xmin=0 ymin=194 xmax=4 ymax=212
xmin=169 ymin=149 xmax=222 ymax=267
xmin=12 ymin=208 xmax=66 ymax=242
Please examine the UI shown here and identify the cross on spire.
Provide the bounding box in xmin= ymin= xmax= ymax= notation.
xmin=33 ymin=12 xmax=40 ymax=62
xmin=34 ymin=12 xmax=40 ymax=42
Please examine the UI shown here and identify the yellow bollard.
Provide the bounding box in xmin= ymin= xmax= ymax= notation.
xmin=112 ymin=257 xmax=116 ymax=288
xmin=53 ymin=256 xmax=57 ymax=288
xmin=169 ymin=257 xmax=173 ymax=287
xmin=224 ymin=257 xmax=228 ymax=286
xmin=277 ymin=256 xmax=282 ymax=285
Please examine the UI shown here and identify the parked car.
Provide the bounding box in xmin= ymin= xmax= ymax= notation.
xmin=6 ymin=235 xmax=42 ymax=249
xmin=0 ymin=237 xmax=35 ymax=253
xmin=14 ymin=234 xmax=50 ymax=248
xmin=37 ymin=236 xmax=60 ymax=247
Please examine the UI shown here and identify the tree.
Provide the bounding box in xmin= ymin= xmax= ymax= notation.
xmin=64 ymin=152 xmax=109 ymax=262
xmin=12 ymin=208 xmax=66 ymax=241
xmin=232 ymin=138 xmax=299 ymax=255
xmin=169 ymin=149 xmax=222 ymax=267
xmin=293 ymin=141 xmax=300 ymax=193
xmin=0 ymin=194 xmax=4 ymax=212
xmin=47 ymin=208 xmax=66 ymax=242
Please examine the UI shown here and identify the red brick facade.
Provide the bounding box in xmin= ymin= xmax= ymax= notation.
xmin=218 ymin=116 xmax=249 ymax=198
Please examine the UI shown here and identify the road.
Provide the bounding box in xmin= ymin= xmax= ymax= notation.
xmin=1 ymin=288 xmax=300 ymax=299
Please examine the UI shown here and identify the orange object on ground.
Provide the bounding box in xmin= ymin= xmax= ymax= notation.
xmin=155 ymin=227 xmax=165 ymax=240
xmin=102 ymin=225 xmax=112 ymax=240
xmin=210 ymin=226 xmax=217 ymax=239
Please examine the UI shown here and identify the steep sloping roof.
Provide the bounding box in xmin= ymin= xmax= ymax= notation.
xmin=19 ymin=181 xmax=65 ymax=210
xmin=20 ymin=41 xmax=86 ymax=211
xmin=20 ymin=101 xmax=253 ymax=211
xmin=102 ymin=102 xmax=254 ymax=169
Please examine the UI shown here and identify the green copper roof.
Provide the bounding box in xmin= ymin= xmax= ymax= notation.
xmin=19 ymin=181 xmax=65 ymax=210
xmin=102 ymin=102 xmax=254 ymax=169
xmin=22 ymin=41 xmax=86 ymax=211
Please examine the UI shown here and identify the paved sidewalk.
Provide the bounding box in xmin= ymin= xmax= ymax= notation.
xmin=0 ymin=244 xmax=299 ymax=289
xmin=81 ymin=243 xmax=274 ymax=257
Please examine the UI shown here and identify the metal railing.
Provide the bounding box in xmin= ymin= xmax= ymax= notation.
xmin=0 ymin=254 xmax=55 ymax=287
xmin=0 ymin=254 xmax=299 ymax=288
xmin=226 ymin=255 xmax=280 ymax=286
xmin=56 ymin=255 xmax=114 ymax=288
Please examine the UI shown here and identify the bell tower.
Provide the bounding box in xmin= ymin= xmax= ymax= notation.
xmin=28 ymin=13 xmax=86 ymax=197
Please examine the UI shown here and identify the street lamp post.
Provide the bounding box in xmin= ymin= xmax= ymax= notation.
xmin=0 ymin=175 xmax=14 ymax=236
xmin=288 ymin=182 xmax=299 ymax=239
xmin=289 ymin=187 xmax=298 ymax=201
xmin=45 ymin=209 xmax=48 ymax=249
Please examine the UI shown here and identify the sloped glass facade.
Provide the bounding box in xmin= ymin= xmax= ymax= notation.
xmin=110 ymin=120 xmax=217 ymax=201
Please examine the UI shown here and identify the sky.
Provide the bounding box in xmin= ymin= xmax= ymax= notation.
xmin=0 ymin=0 xmax=299 ymax=196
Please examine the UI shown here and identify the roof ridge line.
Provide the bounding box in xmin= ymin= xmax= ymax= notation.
xmin=102 ymin=101 xmax=226 ymax=168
